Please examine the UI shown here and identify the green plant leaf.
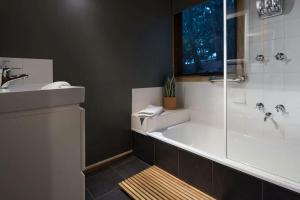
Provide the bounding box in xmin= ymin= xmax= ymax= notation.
xmin=164 ymin=75 xmax=176 ymax=97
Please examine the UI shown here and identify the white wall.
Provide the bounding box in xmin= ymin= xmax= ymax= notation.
xmin=228 ymin=0 xmax=300 ymax=142
xmin=176 ymin=82 xmax=224 ymax=130
xmin=132 ymin=87 xmax=163 ymax=113
xmin=227 ymin=0 xmax=300 ymax=182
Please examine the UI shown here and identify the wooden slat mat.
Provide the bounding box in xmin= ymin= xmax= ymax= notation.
xmin=119 ymin=166 xmax=216 ymax=200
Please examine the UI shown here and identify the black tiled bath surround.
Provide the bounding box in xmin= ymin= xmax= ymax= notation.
xmin=133 ymin=132 xmax=300 ymax=200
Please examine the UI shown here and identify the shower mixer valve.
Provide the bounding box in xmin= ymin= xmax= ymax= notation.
xmin=256 ymin=103 xmax=273 ymax=122
xmin=275 ymin=104 xmax=287 ymax=113
xmin=256 ymin=103 xmax=287 ymax=121
xmin=274 ymin=52 xmax=290 ymax=63
xmin=256 ymin=54 xmax=265 ymax=63
xmin=256 ymin=102 xmax=265 ymax=111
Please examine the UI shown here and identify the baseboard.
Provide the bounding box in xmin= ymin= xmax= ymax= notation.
xmin=84 ymin=150 xmax=133 ymax=174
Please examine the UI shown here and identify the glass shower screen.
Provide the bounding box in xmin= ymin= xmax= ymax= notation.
xmin=226 ymin=0 xmax=300 ymax=183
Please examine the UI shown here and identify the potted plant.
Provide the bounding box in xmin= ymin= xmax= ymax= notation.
xmin=163 ymin=76 xmax=176 ymax=110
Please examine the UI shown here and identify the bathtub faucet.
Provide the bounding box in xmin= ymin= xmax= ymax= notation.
xmin=0 ymin=60 xmax=29 ymax=89
xmin=264 ymin=112 xmax=273 ymax=122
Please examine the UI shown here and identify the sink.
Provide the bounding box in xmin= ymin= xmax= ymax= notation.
xmin=0 ymin=84 xmax=85 ymax=113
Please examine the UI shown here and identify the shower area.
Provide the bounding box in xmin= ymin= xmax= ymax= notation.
xmin=145 ymin=0 xmax=300 ymax=196
xmin=226 ymin=0 xmax=300 ymax=185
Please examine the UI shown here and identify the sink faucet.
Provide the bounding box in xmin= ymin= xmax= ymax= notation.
xmin=0 ymin=61 xmax=29 ymax=89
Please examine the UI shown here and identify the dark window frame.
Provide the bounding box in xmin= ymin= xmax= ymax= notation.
xmin=174 ymin=0 xmax=238 ymax=78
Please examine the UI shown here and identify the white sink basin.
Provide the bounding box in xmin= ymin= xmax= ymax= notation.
xmin=0 ymin=84 xmax=85 ymax=113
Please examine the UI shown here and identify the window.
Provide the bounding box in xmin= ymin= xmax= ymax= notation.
xmin=174 ymin=0 xmax=237 ymax=76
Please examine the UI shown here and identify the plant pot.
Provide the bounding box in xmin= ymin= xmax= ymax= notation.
xmin=163 ymin=97 xmax=177 ymax=110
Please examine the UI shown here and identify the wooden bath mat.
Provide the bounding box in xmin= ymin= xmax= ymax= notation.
xmin=119 ymin=166 xmax=215 ymax=200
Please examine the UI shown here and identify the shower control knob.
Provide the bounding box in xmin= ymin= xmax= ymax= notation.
xmin=275 ymin=104 xmax=287 ymax=113
xmin=256 ymin=102 xmax=265 ymax=111
xmin=275 ymin=52 xmax=286 ymax=60
xmin=256 ymin=54 xmax=265 ymax=62
xmin=274 ymin=52 xmax=289 ymax=63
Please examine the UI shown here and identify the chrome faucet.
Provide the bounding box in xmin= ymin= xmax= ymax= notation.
xmin=264 ymin=112 xmax=273 ymax=122
xmin=0 ymin=60 xmax=29 ymax=89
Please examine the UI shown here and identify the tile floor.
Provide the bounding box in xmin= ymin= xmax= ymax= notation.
xmin=85 ymin=156 xmax=150 ymax=200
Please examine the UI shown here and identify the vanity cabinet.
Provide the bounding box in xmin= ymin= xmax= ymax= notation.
xmin=0 ymin=105 xmax=85 ymax=200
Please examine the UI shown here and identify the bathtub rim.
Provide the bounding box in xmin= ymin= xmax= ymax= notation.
xmin=149 ymin=125 xmax=300 ymax=194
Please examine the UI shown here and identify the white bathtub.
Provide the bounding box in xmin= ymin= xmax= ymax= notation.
xmin=149 ymin=121 xmax=300 ymax=194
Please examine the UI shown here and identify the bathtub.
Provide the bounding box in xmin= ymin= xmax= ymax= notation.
xmin=149 ymin=121 xmax=300 ymax=194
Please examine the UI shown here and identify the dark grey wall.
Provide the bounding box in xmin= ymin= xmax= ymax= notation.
xmin=0 ymin=0 xmax=172 ymax=165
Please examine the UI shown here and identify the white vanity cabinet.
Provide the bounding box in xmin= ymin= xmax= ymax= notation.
xmin=0 ymin=87 xmax=85 ymax=200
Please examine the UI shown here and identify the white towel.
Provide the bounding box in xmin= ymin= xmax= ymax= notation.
xmin=41 ymin=81 xmax=71 ymax=90
xmin=137 ymin=105 xmax=164 ymax=118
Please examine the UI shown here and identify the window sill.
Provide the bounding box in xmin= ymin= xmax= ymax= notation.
xmin=176 ymin=75 xmax=218 ymax=82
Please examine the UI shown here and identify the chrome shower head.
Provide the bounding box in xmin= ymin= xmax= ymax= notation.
xmin=256 ymin=0 xmax=284 ymax=19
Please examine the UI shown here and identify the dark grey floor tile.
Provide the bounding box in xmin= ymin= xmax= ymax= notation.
xmin=154 ymin=139 xmax=179 ymax=176
xmin=111 ymin=156 xmax=150 ymax=179
xmin=133 ymin=132 xmax=155 ymax=165
xmin=179 ymin=149 xmax=213 ymax=195
xmin=85 ymin=190 xmax=94 ymax=200
xmin=86 ymin=167 xmax=123 ymax=198
xmin=97 ymin=188 xmax=131 ymax=200
xmin=212 ymin=162 xmax=262 ymax=200
xmin=263 ymin=181 xmax=300 ymax=200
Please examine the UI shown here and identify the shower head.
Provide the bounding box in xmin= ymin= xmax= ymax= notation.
xmin=256 ymin=0 xmax=284 ymax=19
